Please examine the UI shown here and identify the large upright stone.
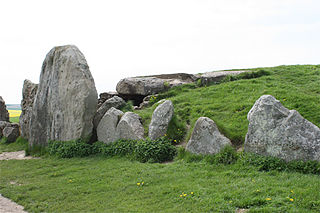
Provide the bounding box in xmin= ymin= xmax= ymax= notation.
xmin=186 ymin=117 xmax=231 ymax=154
xmin=244 ymin=95 xmax=320 ymax=162
xmin=20 ymin=80 xmax=38 ymax=139
xmin=93 ymin=96 xmax=125 ymax=129
xmin=29 ymin=45 xmax=98 ymax=146
xmin=117 ymin=112 xmax=144 ymax=140
xmin=0 ymin=96 xmax=9 ymax=122
xmin=148 ymin=100 xmax=174 ymax=140
xmin=97 ymin=107 xmax=124 ymax=144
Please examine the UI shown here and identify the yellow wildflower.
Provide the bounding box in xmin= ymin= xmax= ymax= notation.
xmin=137 ymin=182 xmax=140 ymax=186
xmin=289 ymin=198 xmax=294 ymax=202
xmin=179 ymin=195 xmax=183 ymax=198
xmin=183 ymin=194 xmax=187 ymax=197
xmin=191 ymin=192 xmax=194 ymax=195
xmin=266 ymin=198 xmax=272 ymax=201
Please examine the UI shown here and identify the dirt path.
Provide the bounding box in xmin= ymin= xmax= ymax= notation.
xmin=0 ymin=195 xmax=27 ymax=213
xmin=0 ymin=151 xmax=35 ymax=160
xmin=0 ymin=151 xmax=38 ymax=213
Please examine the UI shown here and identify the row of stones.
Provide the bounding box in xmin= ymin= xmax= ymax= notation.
xmin=96 ymin=99 xmax=173 ymax=144
xmin=2 ymin=44 xmax=319 ymax=163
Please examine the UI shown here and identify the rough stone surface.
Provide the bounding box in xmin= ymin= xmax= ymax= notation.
xmin=98 ymin=92 xmax=119 ymax=108
xmin=117 ymin=112 xmax=144 ymax=140
xmin=3 ymin=126 xmax=20 ymax=143
xmin=0 ymin=96 xmax=9 ymax=122
xmin=244 ymin=95 xmax=320 ymax=162
xmin=29 ymin=45 xmax=98 ymax=146
xmin=116 ymin=77 xmax=166 ymax=96
xmin=0 ymin=122 xmax=19 ymax=140
xmin=186 ymin=117 xmax=231 ymax=154
xmin=97 ymin=107 xmax=124 ymax=144
xmin=19 ymin=79 xmax=38 ymax=139
xmin=93 ymin=96 xmax=125 ymax=129
xmin=0 ymin=121 xmax=11 ymax=138
xmin=148 ymin=100 xmax=174 ymax=140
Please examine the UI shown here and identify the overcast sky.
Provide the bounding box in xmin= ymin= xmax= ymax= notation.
xmin=1 ymin=0 xmax=320 ymax=104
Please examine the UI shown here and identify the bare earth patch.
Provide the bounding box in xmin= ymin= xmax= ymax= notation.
xmin=0 ymin=195 xmax=27 ymax=213
xmin=0 ymin=151 xmax=36 ymax=160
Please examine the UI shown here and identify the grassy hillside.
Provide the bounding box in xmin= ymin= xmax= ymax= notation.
xmin=136 ymin=65 xmax=320 ymax=146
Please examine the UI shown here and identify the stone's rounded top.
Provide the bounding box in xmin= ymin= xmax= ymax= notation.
xmin=186 ymin=116 xmax=231 ymax=155
xmin=247 ymin=95 xmax=290 ymax=121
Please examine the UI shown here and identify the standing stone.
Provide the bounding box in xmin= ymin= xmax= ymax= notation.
xmin=93 ymin=96 xmax=125 ymax=129
xmin=186 ymin=117 xmax=231 ymax=154
xmin=244 ymin=95 xmax=320 ymax=162
xmin=29 ymin=45 xmax=98 ymax=146
xmin=19 ymin=80 xmax=38 ymax=139
xmin=0 ymin=96 xmax=9 ymax=122
xmin=97 ymin=107 xmax=124 ymax=144
xmin=3 ymin=126 xmax=20 ymax=143
xmin=117 ymin=112 xmax=144 ymax=140
xmin=148 ymin=100 xmax=174 ymax=140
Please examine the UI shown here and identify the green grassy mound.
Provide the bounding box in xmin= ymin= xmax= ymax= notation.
xmin=136 ymin=65 xmax=320 ymax=146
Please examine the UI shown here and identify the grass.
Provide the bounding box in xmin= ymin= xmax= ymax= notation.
xmin=136 ymin=65 xmax=320 ymax=145
xmin=1 ymin=65 xmax=320 ymax=212
xmin=9 ymin=116 xmax=19 ymax=123
xmin=0 ymin=137 xmax=28 ymax=154
xmin=0 ymin=155 xmax=320 ymax=212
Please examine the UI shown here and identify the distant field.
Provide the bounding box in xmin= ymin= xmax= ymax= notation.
xmin=8 ymin=109 xmax=21 ymax=123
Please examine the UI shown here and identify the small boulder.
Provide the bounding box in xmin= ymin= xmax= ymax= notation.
xmin=0 ymin=96 xmax=9 ymax=122
xmin=148 ymin=100 xmax=174 ymax=140
xmin=97 ymin=107 xmax=123 ymax=144
xmin=3 ymin=126 xmax=20 ymax=143
xmin=93 ymin=96 xmax=125 ymax=129
xmin=186 ymin=117 xmax=231 ymax=154
xmin=117 ymin=112 xmax=144 ymax=140
xmin=98 ymin=92 xmax=119 ymax=108
xmin=0 ymin=121 xmax=11 ymax=138
xmin=244 ymin=95 xmax=320 ymax=162
xmin=19 ymin=79 xmax=38 ymax=139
